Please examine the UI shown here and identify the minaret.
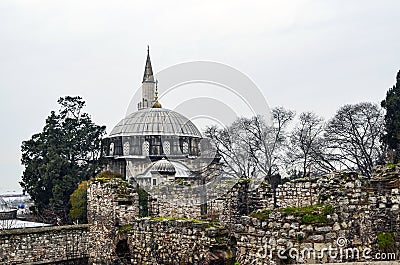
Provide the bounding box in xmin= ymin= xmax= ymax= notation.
xmin=138 ymin=46 xmax=156 ymax=110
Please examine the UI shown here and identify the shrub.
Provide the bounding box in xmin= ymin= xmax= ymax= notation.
xmin=69 ymin=181 xmax=88 ymax=224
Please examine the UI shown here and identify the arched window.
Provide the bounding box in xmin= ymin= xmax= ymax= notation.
xmin=142 ymin=141 xmax=149 ymax=156
xmin=123 ymin=141 xmax=130 ymax=156
xmin=109 ymin=143 xmax=114 ymax=156
xmin=182 ymin=142 xmax=189 ymax=154
xmin=163 ymin=141 xmax=171 ymax=155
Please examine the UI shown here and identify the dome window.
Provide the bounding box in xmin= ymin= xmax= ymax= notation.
xmin=163 ymin=141 xmax=171 ymax=155
xmin=109 ymin=143 xmax=114 ymax=156
xmin=142 ymin=141 xmax=149 ymax=156
xmin=123 ymin=142 xmax=130 ymax=156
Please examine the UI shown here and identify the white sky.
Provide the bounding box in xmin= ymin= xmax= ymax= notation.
xmin=1 ymin=0 xmax=399 ymax=193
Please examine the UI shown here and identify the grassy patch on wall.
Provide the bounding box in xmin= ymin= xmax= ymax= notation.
xmin=250 ymin=204 xmax=334 ymax=224
xmin=377 ymin=232 xmax=395 ymax=250
xmin=250 ymin=209 xmax=273 ymax=220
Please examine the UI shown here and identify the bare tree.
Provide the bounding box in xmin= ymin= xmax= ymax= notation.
xmin=205 ymin=107 xmax=295 ymax=180
xmin=244 ymin=107 xmax=295 ymax=178
xmin=287 ymin=112 xmax=328 ymax=178
xmin=205 ymin=119 xmax=257 ymax=179
xmin=325 ymin=102 xmax=385 ymax=177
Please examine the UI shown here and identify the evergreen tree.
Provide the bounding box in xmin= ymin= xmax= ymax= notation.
xmin=20 ymin=96 xmax=106 ymax=224
xmin=381 ymin=70 xmax=400 ymax=163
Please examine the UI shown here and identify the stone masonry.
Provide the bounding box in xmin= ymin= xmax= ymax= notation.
xmin=0 ymin=224 xmax=88 ymax=265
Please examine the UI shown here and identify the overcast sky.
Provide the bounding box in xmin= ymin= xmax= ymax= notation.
xmin=1 ymin=0 xmax=399 ymax=193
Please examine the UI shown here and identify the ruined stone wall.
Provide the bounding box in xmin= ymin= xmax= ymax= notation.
xmin=87 ymin=177 xmax=139 ymax=265
xmin=233 ymin=170 xmax=400 ymax=265
xmin=275 ymin=178 xmax=319 ymax=208
xmin=87 ymin=177 xmax=235 ymax=265
xmin=121 ymin=218 xmax=235 ymax=265
xmin=86 ymin=167 xmax=399 ymax=264
xmin=148 ymin=184 xmax=205 ymax=218
xmin=0 ymin=225 xmax=88 ymax=265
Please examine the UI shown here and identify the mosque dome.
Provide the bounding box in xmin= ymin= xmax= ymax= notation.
xmin=150 ymin=158 xmax=176 ymax=174
xmin=109 ymin=108 xmax=202 ymax=138
xmin=147 ymin=159 xmax=193 ymax=178
xmin=103 ymin=47 xmax=202 ymax=159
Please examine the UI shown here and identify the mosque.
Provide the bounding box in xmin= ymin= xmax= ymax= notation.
xmin=102 ymin=48 xmax=218 ymax=198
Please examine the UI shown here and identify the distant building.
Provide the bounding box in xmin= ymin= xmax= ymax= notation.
xmin=0 ymin=196 xmax=50 ymax=229
xmin=0 ymin=197 xmax=17 ymax=220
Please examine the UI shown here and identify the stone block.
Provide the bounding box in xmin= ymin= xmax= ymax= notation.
xmin=315 ymin=226 xmax=332 ymax=233
xmin=325 ymin=232 xmax=337 ymax=240
xmin=313 ymin=242 xmax=331 ymax=251
xmin=277 ymin=238 xmax=287 ymax=245
xmin=308 ymin=235 xmax=324 ymax=242
xmin=332 ymin=222 xmax=340 ymax=231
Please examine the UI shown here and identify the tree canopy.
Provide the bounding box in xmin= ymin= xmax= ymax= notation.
xmin=381 ymin=70 xmax=400 ymax=163
xmin=20 ymin=96 xmax=106 ymax=224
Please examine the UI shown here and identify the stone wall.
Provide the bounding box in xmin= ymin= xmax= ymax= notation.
xmin=232 ymin=169 xmax=400 ymax=265
xmin=87 ymin=177 xmax=139 ymax=264
xmin=120 ymin=218 xmax=235 ymax=265
xmin=86 ymin=166 xmax=400 ymax=264
xmin=234 ymin=212 xmax=341 ymax=265
xmin=87 ymin=177 xmax=236 ymax=264
xmin=0 ymin=224 xmax=88 ymax=265
xmin=275 ymin=178 xmax=319 ymax=208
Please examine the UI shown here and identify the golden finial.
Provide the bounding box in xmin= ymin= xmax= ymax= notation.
xmin=152 ymin=79 xmax=162 ymax=108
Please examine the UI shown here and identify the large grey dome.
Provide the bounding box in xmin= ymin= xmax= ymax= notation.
xmin=109 ymin=108 xmax=202 ymax=138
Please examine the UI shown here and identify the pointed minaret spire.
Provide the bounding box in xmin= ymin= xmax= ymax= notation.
xmin=143 ymin=45 xmax=154 ymax=82
xmin=138 ymin=46 xmax=156 ymax=110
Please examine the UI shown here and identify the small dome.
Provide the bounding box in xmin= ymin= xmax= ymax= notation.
xmin=151 ymin=158 xmax=176 ymax=174
xmin=109 ymin=108 xmax=202 ymax=138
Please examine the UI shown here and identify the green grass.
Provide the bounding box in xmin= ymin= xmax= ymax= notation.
xmin=301 ymin=214 xmax=328 ymax=224
xmin=386 ymin=163 xmax=399 ymax=170
xmin=377 ymin=232 xmax=395 ymax=250
xmin=117 ymin=224 xmax=132 ymax=233
xmin=250 ymin=209 xmax=273 ymax=220
xmin=94 ymin=170 xmax=123 ymax=183
xmin=250 ymin=204 xmax=334 ymax=224
xmin=148 ymin=216 xmax=222 ymax=228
